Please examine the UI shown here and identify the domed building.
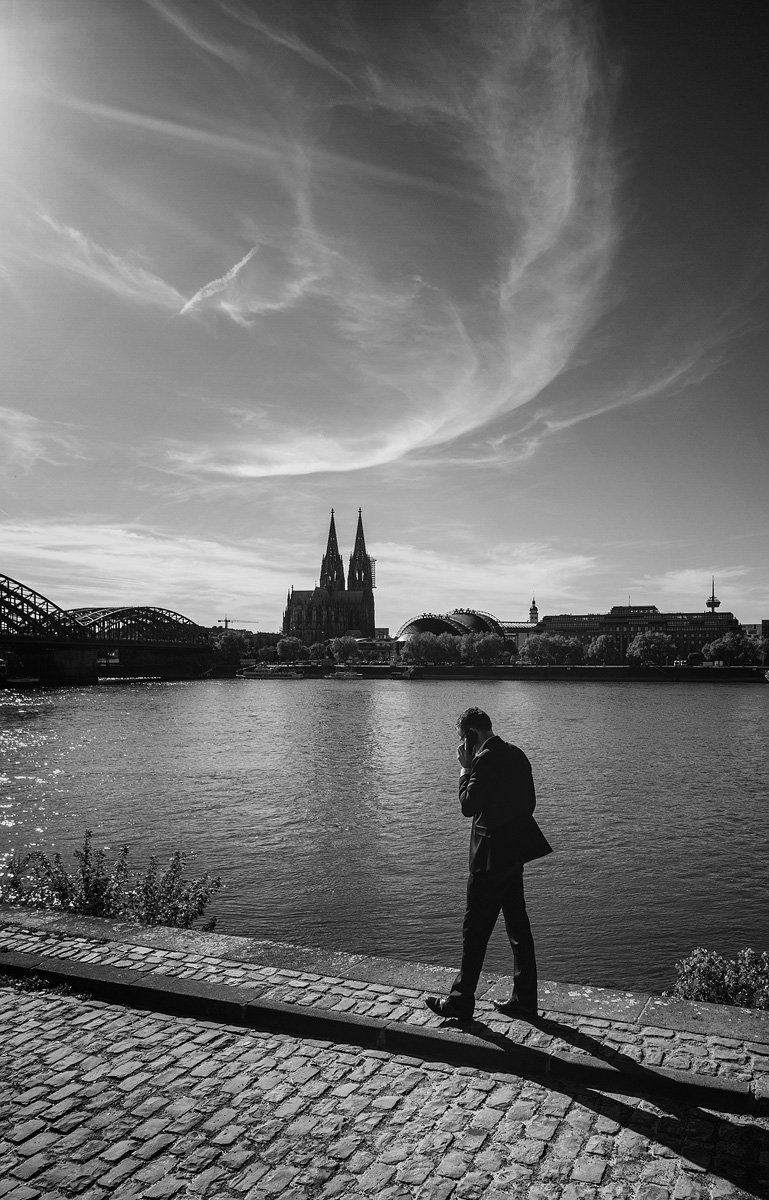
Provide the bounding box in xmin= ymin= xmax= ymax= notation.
xmin=395 ymin=608 xmax=505 ymax=640
xmin=396 ymin=600 xmax=541 ymax=650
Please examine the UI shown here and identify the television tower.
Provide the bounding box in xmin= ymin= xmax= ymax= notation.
xmin=706 ymin=577 xmax=721 ymax=612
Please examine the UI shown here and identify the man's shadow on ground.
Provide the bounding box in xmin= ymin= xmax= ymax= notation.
xmin=433 ymin=1012 xmax=768 ymax=1197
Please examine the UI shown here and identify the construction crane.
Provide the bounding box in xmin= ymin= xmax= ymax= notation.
xmin=217 ymin=617 xmax=260 ymax=631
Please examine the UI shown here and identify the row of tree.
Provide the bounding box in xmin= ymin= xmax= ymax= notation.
xmin=210 ymin=626 xmax=769 ymax=671
xmin=212 ymin=632 xmax=385 ymax=667
xmin=395 ymin=629 xmax=769 ymax=667
xmin=400 ymin=631 xmax=506 ymax=664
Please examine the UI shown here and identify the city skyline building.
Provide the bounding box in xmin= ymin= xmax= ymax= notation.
xmin=537 ymin=604 xmax=741 ymax=658
xmin=397 ymin=581 xmax=747 ymax=656
xmin=282 ymin=510 xmax=376 ymax=644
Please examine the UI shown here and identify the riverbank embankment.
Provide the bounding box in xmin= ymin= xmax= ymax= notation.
xmin=2 ymin=905 xmax=769 ymax=1197
xmin=1 ymin=905 xmax=767 ymax=1114
xmin=294 ymin=663 xmax=768 ymax=683
xmin=389 ymin=665 xmax=767 ymax=683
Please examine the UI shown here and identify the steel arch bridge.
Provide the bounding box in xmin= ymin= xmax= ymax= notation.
xmin=1 ymin=575 xmax=206 ymax=645
xmin=69 ymin=606 xmax=208 ymax=645
xmin=0 ymin=575 xmax=94 ymax=640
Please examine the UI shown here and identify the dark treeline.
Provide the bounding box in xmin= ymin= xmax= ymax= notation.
xmin=209 ymin=627 xmax=768 ymax=671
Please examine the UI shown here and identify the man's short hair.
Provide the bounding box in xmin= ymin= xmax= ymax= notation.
xmin=457 ymin=707 xmax=492 ymax=735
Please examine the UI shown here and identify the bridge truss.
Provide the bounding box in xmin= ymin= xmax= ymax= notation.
xmin=0 ymin=575 xmax=94 ymax=639
xmin=1 ymin=575 xmax=207 ymax=645
xmin=69 ymin=607 xmax=208 ymax=645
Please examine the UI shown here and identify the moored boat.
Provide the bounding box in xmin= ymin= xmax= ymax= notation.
xmin=236 ymin=666 xmax=303 ymax=679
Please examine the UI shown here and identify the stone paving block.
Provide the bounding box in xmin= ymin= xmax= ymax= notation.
xmin=133 ymin=1133 xmax=176 ymax=1161
xmin=16 ymin=1131 xmax=58 ymax=1158
xmin=184 ymin=1165 xmax=227 ymax=1195
xmin=143 ymin=1179 xmax=185 ymax=1199
xmin=6 ymin=1120 xmax=45 ymax=1145
xmin=571 ymin=1154 xmax=608 ymax=1184
xmin=100 ymin=1139 xmax=136 ymax=1164
xmin=10 ymin=1151 xmax=51 ymax=1181
xmin=96 ymin=1154 xmax=144 ymax=1188
xmin=416 ymin=1182 xmax=457 ymax=1200
xmin=0 ymin=1186 xmax=40 ymax=1200
xmin=642 ymin=996 xmax=769 ymax=1044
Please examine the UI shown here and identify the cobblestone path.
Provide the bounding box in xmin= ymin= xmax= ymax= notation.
xmin=1 ymin=984 xmax=767 ymax=1200
xmin=2 ymin=922 xmax=768 ymax=1090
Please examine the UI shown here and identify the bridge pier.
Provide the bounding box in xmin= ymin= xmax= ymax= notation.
xmin=1 ymin=644 xmax=100 ymax=686
xmin=102 ymin=645 xmax=215 ymax=681
xmin=44 ymin=646 xmax=100 ymax=685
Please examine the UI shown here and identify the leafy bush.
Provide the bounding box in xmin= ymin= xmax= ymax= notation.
xmin=0 ymin=971 xmax=80 ymax=997
xmin=0 ymin=830 xmax=222 ymax=931
xmin=671 ymin=946 xmax=769 ymax=1009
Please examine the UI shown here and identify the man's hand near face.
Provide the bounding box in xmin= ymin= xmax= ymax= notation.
xmin=457 ymin=738 xmax=474 ymax=773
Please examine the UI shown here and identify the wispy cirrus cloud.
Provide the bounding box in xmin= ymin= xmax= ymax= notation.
xmin=179 ymin=241 xmax=323 ymax=325
xmin=179 ymin=245 xmax=259 ymax=321
xmin=450 ymin=290 xmax=761 ymax=470
xmin=0 ymin=407 xmax=86 ymax=473
xmin=50 ymin=91 xmax=472 ymax=203
xmin=159 ymin=0 xmax=618 ymax=479
xmin=28 ymin=212 xmax=184 ymax=310
xmin=11 ymin=0 xmax=617 ymax=480
xmin=219 ymin=0 xmax=356 ymax=88
xmin=143 ymin=0 xmax=249 ymax=71
xmin=0 ymin=520 xmax=287 ymax=624
xmin=163 ymin=419 xmax=425 ymax=479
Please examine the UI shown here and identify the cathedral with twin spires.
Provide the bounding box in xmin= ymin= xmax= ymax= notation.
xmin=282 ymin=510 xmax=376 ymax=643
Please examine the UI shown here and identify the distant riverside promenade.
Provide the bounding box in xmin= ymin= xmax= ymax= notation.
xmin=5 ymin=662 xmax=766 ymax=687
xmin=283 ymin=663 xmax=769 ymax=683
xmin=1 ymin=904 xmax=768 ymax=1198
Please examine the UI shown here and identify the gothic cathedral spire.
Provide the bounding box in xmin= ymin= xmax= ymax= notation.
xmin=319 ymin=509 xmax=345 ymax=592
xmin=347 ymin=508 xmax=374 ymax=590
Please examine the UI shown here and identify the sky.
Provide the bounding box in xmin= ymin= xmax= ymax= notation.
xmin=1 ymin=0 xmax=768 ymax=631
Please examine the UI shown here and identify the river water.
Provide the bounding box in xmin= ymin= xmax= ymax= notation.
xmin=1 ymin=678 xmax=767 ymax=994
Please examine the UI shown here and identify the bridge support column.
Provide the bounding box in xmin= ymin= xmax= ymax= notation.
xmin=40 ymin=647 xmax=99 ymax=685
xmin=110 ymin=645 xmax=215 ymax=680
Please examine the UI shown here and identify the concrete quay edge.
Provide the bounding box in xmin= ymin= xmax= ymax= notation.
xmin=1 ymin=904 xmax=767 ymax=1117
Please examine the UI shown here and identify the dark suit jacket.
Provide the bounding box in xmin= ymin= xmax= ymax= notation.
xmin=459 ymin=735 xmax=553 ymax=874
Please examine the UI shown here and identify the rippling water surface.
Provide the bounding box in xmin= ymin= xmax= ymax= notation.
xmin=1 ymin=678 xmax=767 ymax=992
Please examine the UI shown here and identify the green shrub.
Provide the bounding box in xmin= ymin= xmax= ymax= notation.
xmin=0 ymin=830 xmax=222 ymax=932
xmin=671 ymin=946 xmax=769 ymax=1009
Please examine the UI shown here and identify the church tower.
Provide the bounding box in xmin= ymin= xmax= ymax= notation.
xmin=347 ymin=508 xmax=374 ymax=590
xmin=529 ymin=597 xmax=539 ymax=624
xmin=319 ymin=510 xmax=345 ymax=592
xmin=283 ymin=508 xmax=376 ymax=642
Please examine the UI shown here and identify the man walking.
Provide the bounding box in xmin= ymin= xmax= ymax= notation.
xmin=426 ymin=707 xmax=552 ymax=1021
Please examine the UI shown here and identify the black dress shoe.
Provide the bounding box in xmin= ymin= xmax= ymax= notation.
xmin=425 ymin=995 xmax=473 ymax=1021
xmin=492 ymin=999 xmax=538 ymax=1020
